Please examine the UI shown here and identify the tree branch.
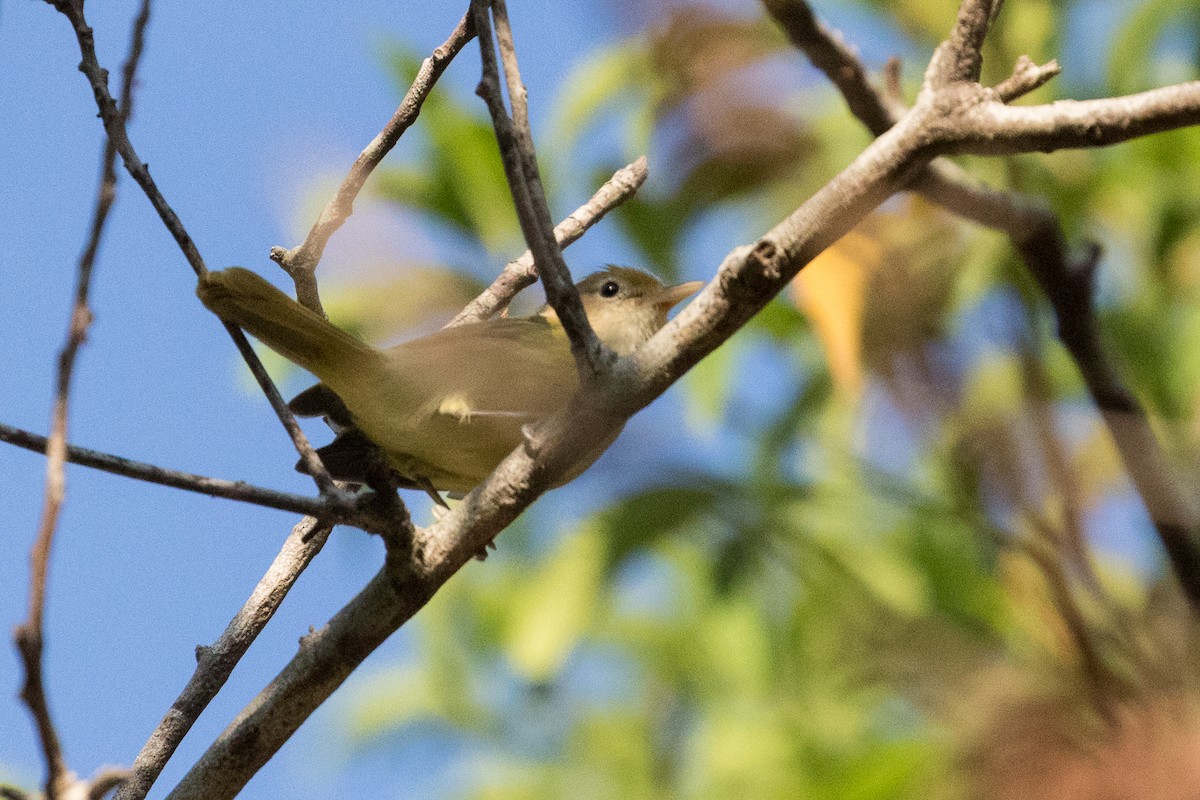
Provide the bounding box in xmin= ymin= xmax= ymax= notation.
xmin=0 ymin=423 xmax=340 ymax=520
xmin=114 ymin=517 xmax=336 ymax=800
xmin=930 ymin=0 xmax=1002 ymax=87
xmin=954 ymin=82 xmax=1200 ymax=153
xmin=993 ymin=54 xmax=1061 ymax=102
xmin=269 ymin=12 xmax=476 ymax=315
xmin=43 ymin=0 xmax=348 ymax=504
xmin=160 ymin=1 xmax=1200 ymax=791
xmin=449 ymin=156 xmax=649 ymax=326
xmin=16 ymin=3 xmax=152 ymax=798
xmin=762 ymin=0 xmax=1200 ymax=608
xmin=470 ymin=0 xmax=610 ymax=374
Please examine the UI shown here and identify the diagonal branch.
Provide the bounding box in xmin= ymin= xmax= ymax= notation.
xmin=450 ymin=156 xmax=649 ymax=326
xmin=43 ymin=0 xmax=346 ymax=503
xmin=270 ymin=13 xmax=476 ymax=315
xmin=470 ymin=0 xmax=609 ymax=375
xmin=114 ymin=517 xmax=336 ymax=800
xmin=762 ymin=0 xmax=1200 ymax=608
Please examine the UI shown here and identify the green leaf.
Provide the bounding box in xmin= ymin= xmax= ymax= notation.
xmin=503 ymin=523 xmax=607 ymax=682
xmin=596 ymin=485 xmax=720 ymax=569
xmin=822 ymin=738 xmax=942 ymax=800
xmin=681 ymin=336 xmax=741 ymax=431
xmin=550 ymin=41 xmax=652 ymax=154
xmin=1107 ymin=0 xmax=1197 ymax=95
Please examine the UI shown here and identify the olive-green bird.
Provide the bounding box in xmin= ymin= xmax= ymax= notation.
xmin=197 ymin=266 xmax=701 ymax=494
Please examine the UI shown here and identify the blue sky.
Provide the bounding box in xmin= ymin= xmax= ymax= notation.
xmin=0 ymin=0 xmax=1149 ymax=798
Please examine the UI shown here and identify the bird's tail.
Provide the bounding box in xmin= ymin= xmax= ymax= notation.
xmin=197 ymin=267 xmax=377 ymax=382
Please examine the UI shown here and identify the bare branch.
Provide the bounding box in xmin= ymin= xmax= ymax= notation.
xmin=270 ymin=13 xmax=476 ymax=314
xmin=450 ymin=156 xmax=649 ymax=326
xmin=993 ymin=54 xmax=1061 ymax=102
xmin=44 ymin=0 xmax=204 ymax=277
xmin=763 ymin=0 xmax=1200 ymax=608
xmin=0 ymin=423 xmax=338 ymax=520
xmin=931 ymin=0 xmax=1003 ymax=87
xmin=16 ymin=3 xmax=152 ymax=797
xmin=761 ymin=0 xmax=895 ymax=135
xmin=86 ymin=768 xmax=130 ymax=800
xmin=113 ymin=516 xmax=336 ymax=800
xmin=164 ymin=562 xmax=429 ymax=800
xmin=470 ymin=0 xmax=610 ymax=374
xmin=218 ymin=320 xmax=349 ymax=502
xmin=955 ymin=81 xmax=1200 ymax=153
xmin=43 ymin=0 xmax=348 ymax=502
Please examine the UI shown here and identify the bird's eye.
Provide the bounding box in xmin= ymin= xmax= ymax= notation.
xmin=599 ymin=280 xmax=620 ymax=298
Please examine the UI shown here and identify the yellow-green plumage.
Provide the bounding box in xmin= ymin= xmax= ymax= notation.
xmin=197 ymin=266 xmax=700 ymax=493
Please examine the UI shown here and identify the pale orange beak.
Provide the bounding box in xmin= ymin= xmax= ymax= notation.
xmin=654 ymin=280 xmax=704 ymax=310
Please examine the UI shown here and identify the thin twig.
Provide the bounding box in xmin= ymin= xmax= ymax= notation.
xmin=470 ymin=0 xmax=609 ymax=374
xmin=16 ymin=3 xmax=152 ymax=798
xmin=0 ymin=423 xmax=337 ymax=520
xmin=450 ymin=156 xmax=649 ymax=326
xmin=46 ymin=0 xmax=203 ymax=277
xmin=113 ymin=517 xmax=336 ymax=800
xmin=218 ymin=319 xmax=348 ymax=504
xmin=993 ymin=54 xmax=1061 ymax=102
xmin=43 ymin=0 xmax=345 ymax=503
xmin=86 ymin=768 xmax=131 ymax=800
xmin=270 ymin=12 xmax=476 ymax=314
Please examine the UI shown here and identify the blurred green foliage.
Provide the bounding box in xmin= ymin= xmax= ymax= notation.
xmin=325 ymin=1 xmax=1200 ymax=798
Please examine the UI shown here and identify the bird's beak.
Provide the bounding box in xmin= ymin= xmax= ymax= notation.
xmin=654 ymin=280 xmax=704 ymax=310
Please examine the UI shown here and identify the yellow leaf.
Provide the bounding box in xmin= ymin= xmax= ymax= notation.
xmin=791 ymin=231 xmax=880 ymax=401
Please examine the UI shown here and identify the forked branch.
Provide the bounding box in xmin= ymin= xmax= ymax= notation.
xmin=162 ymin=2 xmax=1200 ymax=795
xmin=762 ymin=0 xmax=1200 ymax=608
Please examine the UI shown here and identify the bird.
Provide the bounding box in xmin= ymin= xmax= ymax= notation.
xmin=197 ymin=265 xmax=702 ymax=496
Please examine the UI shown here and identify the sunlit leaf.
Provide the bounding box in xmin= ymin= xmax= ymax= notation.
xmin=792 ymin=231 xmax=876 ymax=402
xmin=503 ymin=524 xmax=607 ymax=682
xmin=551 ymin=41 xmax=653 ymax=154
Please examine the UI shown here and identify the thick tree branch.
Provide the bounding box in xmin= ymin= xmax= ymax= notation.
xmin=470 ymin=0 xmax=610 ymax=374
xmin=450 ymin=156 xmax=649 ymax=326
xmin=16 ymin=3 xmax=151 ymax=798
xmin=270 ymin=13 xmax=476 ymax=314
xmin=763 ymin=0 xmax=1200 ymax=608
xmin=43 ymin=0 xmax=347 ymax=503
xmin=114 ymin=517 xmax=336 ymax=800
xmin=163 ymin=1 xmax=1200 ymax=791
